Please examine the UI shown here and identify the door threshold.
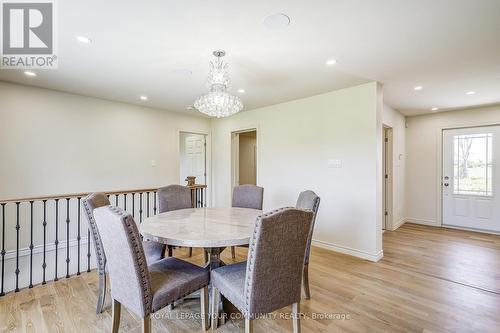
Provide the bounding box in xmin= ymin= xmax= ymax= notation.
xmin=442 ymin=224 xmax=500 ymax=236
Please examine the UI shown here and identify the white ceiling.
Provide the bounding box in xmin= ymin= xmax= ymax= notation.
xmin=1 ymin=0 xmax=499 ymax=116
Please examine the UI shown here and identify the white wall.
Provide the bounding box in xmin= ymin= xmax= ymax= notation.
xmin=211 ymin=82 xmax=384 ymax=261
xmin=0 ymin=81 xmax=211 ymax=199
xmin=382 ymin=104 xmax=406 ymax=230
xmin=406 ymin=104 xmax=500 ymax=226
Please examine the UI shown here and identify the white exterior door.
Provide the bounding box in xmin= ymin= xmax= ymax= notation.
xmin=442 ymin=126 xmax=500 ymax=233
xmin=181 ymin=134 xmax=206 ymax=184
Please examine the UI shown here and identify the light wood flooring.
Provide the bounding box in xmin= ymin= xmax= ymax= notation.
xmin=1 ymin=223 xmax=499 ymax=332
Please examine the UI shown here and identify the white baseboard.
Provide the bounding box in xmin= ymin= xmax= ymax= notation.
xmin=312 ymin=239 xmax=383 ymax=262
xmin=405 ymin=217 xmax=440 ymax=227
xmin=389 ymin=218 xmax=406 ymax=231
xmin=442 ymin=224 xmax=500 ymax=236
xmin=4 ymin=237 xmax=90 ymax=261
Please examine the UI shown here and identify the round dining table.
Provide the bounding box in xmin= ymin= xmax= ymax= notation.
xmin=140 ymin=207 xmax=262 ymax=269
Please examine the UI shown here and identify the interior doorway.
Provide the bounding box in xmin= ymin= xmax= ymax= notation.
xmin=382 ymin=126 xmax=393 ymax=231
xmin=179 ymin=132 xmax=207 ymax=185
xmin=231 ymin=129 xmax=257 ymax=187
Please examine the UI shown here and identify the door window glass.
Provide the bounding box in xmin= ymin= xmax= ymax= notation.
xmin=453 ymin=133 xmax=493 ymax=196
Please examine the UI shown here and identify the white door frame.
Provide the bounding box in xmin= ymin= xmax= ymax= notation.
xmin=230 ymin=127 xmax=259 ymax=191
xmin=436 ymin=122 xmax=500 ymax=228
xmin=382 ymin=125 xmax=393 ymax=230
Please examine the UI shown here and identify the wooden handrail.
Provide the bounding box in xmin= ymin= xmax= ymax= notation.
xmin=0 ymin=184 xmax=208 ymax=204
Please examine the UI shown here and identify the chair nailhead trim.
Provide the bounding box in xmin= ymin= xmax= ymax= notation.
xmin=108 ymin=206 xmax=153 ymax=316
xmin=82 ymin=197 xmax=106 ymax=271
xmin=243 ymin=207 xmax=295 ymax=314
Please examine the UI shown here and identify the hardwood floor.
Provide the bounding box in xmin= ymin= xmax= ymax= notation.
xmin=1 ymin=223 xmax=499 ymax=332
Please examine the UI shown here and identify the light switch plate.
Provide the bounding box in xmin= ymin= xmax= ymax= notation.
xmin=328 ymin=159 xmax=342 ymax=168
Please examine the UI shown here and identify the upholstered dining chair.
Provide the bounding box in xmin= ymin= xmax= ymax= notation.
xmin=230 ymin=185 xmax=264 ymax=258
xmin=295 ymin=190 xmax=321 ymax=299
xmin=94 ymin=205 xmax=210 ymax=333
xmin=211 ymin=208 xmax=314 ymax=333
xmin=157 ymin=185 xmax=195 ymax=257
xmin=83 ymin=193 xmax=166 ymax=314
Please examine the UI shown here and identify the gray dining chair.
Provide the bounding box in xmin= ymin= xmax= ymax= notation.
xmin=94 ymin=205 xmax=210 ymax=333
xmin=295 ymin=190 xmax=321 ymax=299
xmin=158 ymin=185 xmax=195 ymax=257
xmin=82 ymin=193 xmax=166 ymax=314
xmin=211 ymin=207 xmax=314 ymax=333
xmin=232 ymin=185 xmax=264 ymax=210
xmin=230 ymin=185 xmax=264 ymax=258
xmin=158 ymin=184 xmax=193 ymax=212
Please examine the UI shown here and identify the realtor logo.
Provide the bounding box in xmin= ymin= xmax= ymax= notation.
xmin=1 ymin=0 xmax=58 ymax=68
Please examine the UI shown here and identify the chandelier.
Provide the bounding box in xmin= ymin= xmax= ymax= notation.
xmin=194 ymin=50 xmax=243 ymax=118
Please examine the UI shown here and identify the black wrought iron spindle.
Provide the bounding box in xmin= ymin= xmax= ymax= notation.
xmin=15 ymin=202 xmax=20 ymax=292
xmin=54 ymin=199 xmax=59 ymax=281
xmin=132 ymin=193 xmax=135 ymax=218
xmin=87 ymin=228 xmax=91 ymax=272
xmin=0 ymin=203 xmax=5 ymax=296
xmin=42 ymin=200 xmax=47 ymax=284
xmin=123 ymin=193 xmax=127 ymax=211
xmin=65 ymin=198 xmax=70 ymax=278
xmin=201 ymin=188 xmax=204 ymax=207
xmin=115 ymin=194 xmax=118 ymax=206
xmin=77 ymin=197 xmax=81 ymax=275
xmin=29 ymin=201 xmax=34 ymax=288
xmin=146 ymin=192 xmax=150 ymax=217
xmin=139 ymin=193 xmax=143 ymax=222
xmin=153 ymin=191 xmax=157 ymax=215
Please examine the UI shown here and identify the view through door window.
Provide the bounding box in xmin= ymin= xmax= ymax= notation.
xmin=453 ymin=133 xmax=493 ymax=196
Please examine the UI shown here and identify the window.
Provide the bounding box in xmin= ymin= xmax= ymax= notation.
xmin=453 ymin=133 xmax=493 ymax=196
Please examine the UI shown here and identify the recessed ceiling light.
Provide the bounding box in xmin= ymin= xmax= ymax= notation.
xmin=414 ymin=86 xmax=423 ymax=91
xmin=24 ymin=71 xmax=37 ymax=77
xmin=326 ymin=59 xmax=337 ymax=66
xmin=140 ymin=95 xmax=148 ymax=101
xmin=76 ymin=36 xmax=92 ymax=44
xmin=264 ymin=13 xmax=291 ymax=30
xmin=237 ymin=89 xmax=245 ymax=93
xmin=431 ymin=107 xmax=439 ymax=111
xmin=466 ymin=91 xmax=476 ymax=95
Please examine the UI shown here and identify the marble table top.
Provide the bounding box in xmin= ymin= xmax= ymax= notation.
xmin=140 ymin=207 xmax=262 ymax=248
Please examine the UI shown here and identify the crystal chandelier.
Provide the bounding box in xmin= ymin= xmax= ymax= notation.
xmin=194 ymin=50 xmax=243 ymax=118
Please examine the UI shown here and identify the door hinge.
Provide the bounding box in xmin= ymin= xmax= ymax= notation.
xmin=384 ymin=212 xmax=388 ymax=216
xmin=385 ymin=137 xmax=388 ymax=142
xmin=385 ymin=174 xmax=388 ymax=179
